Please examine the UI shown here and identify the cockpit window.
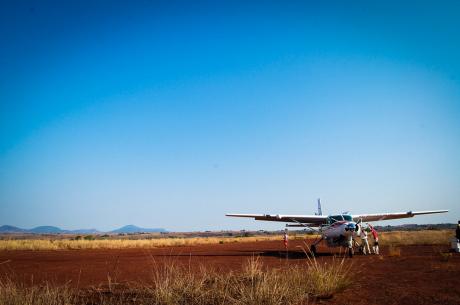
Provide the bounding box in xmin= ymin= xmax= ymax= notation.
xmin=327 ymin=215 xmax=342 ymax=224
xmin=327 ymin=214 xmax=353 ymax=224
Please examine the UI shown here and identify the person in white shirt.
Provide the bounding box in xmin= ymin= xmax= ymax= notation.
xmin=360 ymin=225 xmax=371 ymax=255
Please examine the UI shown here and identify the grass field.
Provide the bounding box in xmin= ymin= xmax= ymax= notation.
xmin=0 ymin=230 xmax=454 ymax=250
xmin=378 ymin=230 xmax=454 ymax=246
xmin=0 ymin=235 xmax=307 ymax=250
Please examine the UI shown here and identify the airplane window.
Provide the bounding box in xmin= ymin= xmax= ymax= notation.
xmin=328 ymin=215 xmax=342 ymax=224
xmin=327 ymin=215 xmax=352 ymax=224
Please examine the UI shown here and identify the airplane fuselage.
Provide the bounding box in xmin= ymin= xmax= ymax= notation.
xmin=321 ymin=220 xmax=358 ymax=248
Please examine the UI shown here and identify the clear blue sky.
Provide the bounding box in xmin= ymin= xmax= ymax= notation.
xmin=0 ymin=1 xmax=459 ymax=231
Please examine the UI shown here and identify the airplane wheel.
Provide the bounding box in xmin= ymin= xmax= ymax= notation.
xmin=348 ymin=247 xmax=353 ymax=258
xmin=310 ymin=245 xmax=317 ymax=257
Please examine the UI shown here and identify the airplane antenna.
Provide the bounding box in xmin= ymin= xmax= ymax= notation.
xmin=317 ymin=198 xmax=322 ymax=216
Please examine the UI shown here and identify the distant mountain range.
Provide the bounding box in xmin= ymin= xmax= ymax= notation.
xmin=0 ymin=224 xmax=167 ymax=234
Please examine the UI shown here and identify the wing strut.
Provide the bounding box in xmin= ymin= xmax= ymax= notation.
xmin=286 ymin=218 xmax=320 ymax=232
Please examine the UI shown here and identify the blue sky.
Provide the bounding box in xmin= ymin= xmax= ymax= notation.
xmin=0 ymin=1 xmax=459 ymax=231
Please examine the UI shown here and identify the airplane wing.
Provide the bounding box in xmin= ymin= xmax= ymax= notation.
xmin=226 ymin=213 xmax=328 ymax=225
xmin=353 ymin=210 xmax=448 ymax=222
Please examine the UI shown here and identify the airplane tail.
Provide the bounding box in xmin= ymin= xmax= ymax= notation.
xmin=315 ymin=198 xmax=322 ymax=216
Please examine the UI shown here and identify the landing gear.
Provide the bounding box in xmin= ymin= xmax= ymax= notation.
xmin=348 ymin=247 xmax=354 ymax=258
xmin=310 ymin=237 xmax=323 ymax=257
xmin=310 ymin=244 xmax=317 ymax=256
xmin=347 ymin=236 xmax=354 ymax=258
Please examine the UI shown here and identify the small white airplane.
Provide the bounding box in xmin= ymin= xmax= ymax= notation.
xmin=226 ymin=199 xmax=448 ymax=257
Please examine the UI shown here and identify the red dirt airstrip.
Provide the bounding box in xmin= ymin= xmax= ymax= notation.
xmin=0 ymin=240 xmax=459 ymax=305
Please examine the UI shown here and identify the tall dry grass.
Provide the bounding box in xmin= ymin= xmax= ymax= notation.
xmin=302 ymin=254 xmax=351 ymax=297
xmin=0 ymin=255 xmax=352 ymax=305
xmin=0 ymin=235 xmax=318 ymax=251
xmin=0 ymin=279 xmax=75 ymax=305
xmin=379 ymin=230 xmax=453 ymax=246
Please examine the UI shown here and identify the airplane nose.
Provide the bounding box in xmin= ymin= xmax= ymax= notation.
xmin=345 ymin=223 xmax=356 ymax=231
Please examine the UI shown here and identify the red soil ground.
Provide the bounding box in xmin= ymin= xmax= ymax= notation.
xmin=0 ymin=240 xmax=459 ymax=305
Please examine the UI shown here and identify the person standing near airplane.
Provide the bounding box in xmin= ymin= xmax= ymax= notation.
xmin=360 ymin=225 xmax=371 ymax=255
xmin=452 ymin=221 xmax=460 ymax=253
xmin=368 ymin=223 xmax=379 ymax=255
xmin=283 ymin=229 xmax=289 ymax=250
xmin=283 ymin=229 xmax=289 ymax=258
xmin=456 ymin=221 xmax=460 ymax=241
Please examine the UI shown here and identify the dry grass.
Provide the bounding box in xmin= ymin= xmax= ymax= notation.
xmin=0 ymin=279 xmax=75 ymax=305
xmin=143 ymin=255 xmax=350 ymax=305
xmin=0 ymin=235 xmax=318 ymax=251
xmin=302 ymin=255 xmax=351 ymax=298
xmin=0 ymin=255 xmax=352 ymax=305
xmin=379 ymin=230 xmax=453 ymax=246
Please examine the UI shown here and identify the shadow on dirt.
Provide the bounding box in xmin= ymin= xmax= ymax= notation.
xmin=145 ymin=249 xmax=334 ymax=259
xmin=257 ymin=250 xmax=334 ymax=259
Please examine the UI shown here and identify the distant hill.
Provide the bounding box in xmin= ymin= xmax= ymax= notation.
xmin=0 ymin=225 xmax=26 ymax=233
xmin=0 ymin=224 xmax=166 ymax=234
xmin=110 ymin=225 xmax=167 ymax=234
xmin=0 ymin=225 xmax=100 ymax=234
xmin=29 ymin=226 xmax=64 ymax=234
